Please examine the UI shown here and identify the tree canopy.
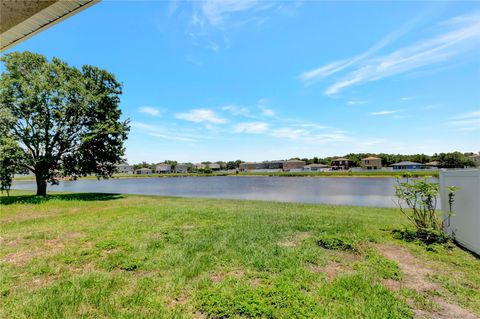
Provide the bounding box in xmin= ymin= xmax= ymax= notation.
xmin=0 ymin=52 xmax=129 ymax=196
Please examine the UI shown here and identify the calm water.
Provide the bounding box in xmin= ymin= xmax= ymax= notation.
xmin=10 ymin=176 xmax=421 ymax=208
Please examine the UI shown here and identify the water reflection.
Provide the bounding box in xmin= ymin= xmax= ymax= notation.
xmin=12 ymin=176 xmax=432 ymax=208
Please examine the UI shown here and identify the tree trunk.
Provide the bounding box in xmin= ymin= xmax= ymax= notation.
xmin=35 ymin=174 xmax=47 ymax=197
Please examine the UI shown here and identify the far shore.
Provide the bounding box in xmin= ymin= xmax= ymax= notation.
xmin=13 ymin=170 xmax=439 ymax=181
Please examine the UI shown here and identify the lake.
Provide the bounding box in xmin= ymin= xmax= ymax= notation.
xmin=10 ymin=176 xmax=420 ymax=208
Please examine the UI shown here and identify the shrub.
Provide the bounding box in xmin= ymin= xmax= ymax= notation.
xmin=394 ymin=176 xmax=458 ymax=244
xmin=316 ymin=235 xmax=357 ymax=251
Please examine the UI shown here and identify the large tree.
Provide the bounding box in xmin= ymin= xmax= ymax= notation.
xmin=0 ymin=52 xmax=129 ymax=196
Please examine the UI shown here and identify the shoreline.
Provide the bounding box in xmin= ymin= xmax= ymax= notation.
xmin=13 ymin=170 xmax=439 ymax=181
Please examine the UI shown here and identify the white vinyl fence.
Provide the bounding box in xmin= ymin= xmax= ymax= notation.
xmin=440 ymin=169 xmax=480 ymax=255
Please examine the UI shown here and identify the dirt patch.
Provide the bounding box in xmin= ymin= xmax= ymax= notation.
xmin=278 ymin=231 xmax=311 ymax=247
xmin=210 ymin=269 xmax=245 ymax=283
xmin=169 ymin=292 xmax=189 ymax=308
xmin=1 ymin=234 xmax=79 ymax=266
xmin=377 ymin=244 xmax=439 ymax=292
xmin=62 ymin=232 xmax=85 ymax=240
xmin=377 ymin=244 xmax=479 ymax=319
xmin=0 ymin=236 xmax=22 ymax=247
xmin=1 ymin=250 xmax=39 ymax=265
xmin=313 ymin=261 xmax=355 ymax=282
xmin=181 ymin=225 xmax=197 ymax=231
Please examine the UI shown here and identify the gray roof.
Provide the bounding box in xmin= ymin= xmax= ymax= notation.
xmin=390 ymin=161 xmax=423 ymax=166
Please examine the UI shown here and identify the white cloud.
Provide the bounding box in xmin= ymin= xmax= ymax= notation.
xmin=449 ymin=111 xmax=480 ymax=131
xmin=131 ymin=122 xmax=197 ymax=142
xmin=175 ymin=108 xmax=227 ymax=124
xmin=369 ymin=110 xmax=400 ymax=116
xmin=347 ymin=100 xmax=367 ymax=105
xmin=301 ymin=12 xmax=480 ymax=95
xmin=234 ymin=122 xmax=269 ymax=134
xmin=271 ymin=127 xmax=305 ymax=140
xmin=221 ymin=104 xmax=252 ymax=117
xmin=257 ymin=98 xmax=275 ymax=116
xmin=192 ymin=0 xmax=275 ymax=28
xmin=139 ymin=106 xmax=161 ymax=117
xmin=270 ymin=127 xmax=350 ymax=144
xmin=262 ymin=108 xmax=275 ymax=116
xmin=299 ymin=11 xmax=426 ymax=84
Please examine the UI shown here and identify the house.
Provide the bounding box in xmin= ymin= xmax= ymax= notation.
xmin=469 ymin=153 xmax=480 ymax=167
xmin=156 ymin=163 xmax=172 ymax=173
xmin=135 ymin=167 xmax=153 ymax=174
xmin=425 ymin=161 xmax=440 ymax=169
xmin=390 ymin=161 xmax=425 ymax=170
xmin=115 ymin=162 xmax=133 ymax=174
xmin=283 ymin=160 xmax=306 ymax=171
xmin=209 ymin=163 xmax=221 ymax=171
xmin=175 ymin=164 xmax=189 ymax=173
xmin=239 ymin=161 xmax=284 ymax=172
xmin=361 ymin=157 xmax=382 ymax=170
xmin=331 ymin=158 xmax=354 ymax=170
xmin=303 ymin=164 xmax=329 ymax=172
xmin=194 ymin=163 xmax=206 ymax=170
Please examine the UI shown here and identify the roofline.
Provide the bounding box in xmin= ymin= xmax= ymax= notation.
xmin=1 ymin=0 xmax=99 ymax=52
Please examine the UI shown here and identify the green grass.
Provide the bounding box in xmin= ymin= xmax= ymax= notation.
xmin=1 ymin=190 xmax=477 ymax=318
xmin=13 ymin=170 xmax=439 ymax=182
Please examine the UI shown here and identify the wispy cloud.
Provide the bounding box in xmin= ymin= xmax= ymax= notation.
xmin=347 ymin=100 xmax=367 ymax=105
xmin=449 ymin=111 xmax=480 ymax=131
xmin=299 ymin=11 xmax=428 ymax=84
xmin=187 ymin=0 xmax=279 ymax=51
xmin=369 ymin=110 xmax=400 ymax=116
xmin=191 ymin=0 xmax=274 ymax=28
xmin=175 ymin=108 xmax=227 ymax=124
xmin=257 ymin=98 xmax=275 ymax=117
xmin=301 ymin=12 xmax=480 ymax=95
xmin=270 ymin=127 xmax=350 ymax=144
xmin=222 ymin=104 xmax=252 ymax=117
xmin=131 ymin=122 xmax=197 ymax=142
xmin=139 ymin=106 xmax=161 ymax=117
xmin=234 ymin=122 xmax=269 ymax=134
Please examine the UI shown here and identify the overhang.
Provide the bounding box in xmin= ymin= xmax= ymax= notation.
xmin=1 ymin=0 xmax=99 ymax=51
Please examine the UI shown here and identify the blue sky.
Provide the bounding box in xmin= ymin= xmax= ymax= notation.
xmin=4 ymin=1 xmax=480 ymax=163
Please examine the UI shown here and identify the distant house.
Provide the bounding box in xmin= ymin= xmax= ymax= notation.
xmin=209 ymin=163 xmax=221 ymax=171
xmin=303 ymin=163 xmax=329 ymax=172
xmin=425 ymin=161 xmax=440 ymax=169
xmin=283 ymin=160 xmax=306 ymax=171
xmin=156 ymin=163 xmax=172 ymax=173
xmin=175 ymin=164 xmax=189 ymax=173
xmin=194 ymin=163 xmax=206 ymax=170
xmin=115 ymin=162 xmax=133 ymax=174
xmin=469 ymin=153 xmax=480 ymax=167
xmin=361 ymin=157 xmax=382 ymax=170
xmin=390 ymin=161 xmax=425 ymax=170
xmin=135 ymin=167 xmax=153 ymax=174
xmin=331 ymin=158 xmax=354 ymax=170
xmin=239 ymin=161 xmax=284 ymax=172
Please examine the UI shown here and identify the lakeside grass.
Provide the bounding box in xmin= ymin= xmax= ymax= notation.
xmin=13 ymin=170 xmax=439 ymax=182
xmin=1 ymin=191 xmax=478 ymax=318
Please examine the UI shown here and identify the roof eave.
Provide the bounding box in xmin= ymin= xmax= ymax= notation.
xmin=1 ymin=0 xmax=99 ymax=52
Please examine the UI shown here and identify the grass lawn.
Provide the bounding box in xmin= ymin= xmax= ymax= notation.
xmin=1 ymin=191 xmax=478 ymax=318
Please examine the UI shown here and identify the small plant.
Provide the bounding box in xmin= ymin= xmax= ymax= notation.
xmin=317 ymin=235 xmax=357 ymax=251
xmin=394 ymin=176 xmax=458 ymax=244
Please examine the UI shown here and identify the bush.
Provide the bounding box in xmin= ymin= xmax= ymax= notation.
xmin=392 ymin=227 xmax=450 ymax=245
xmin=394 ymin=177 xmax=458 ymax=244
xmin=316 ymin=235 xmax=357 ymax=251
